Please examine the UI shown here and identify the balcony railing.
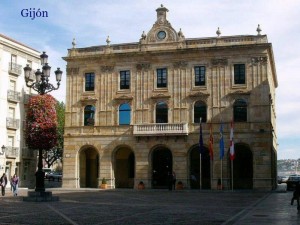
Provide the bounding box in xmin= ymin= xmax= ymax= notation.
xmin=133 ymin=123 xmax=189 ymax=136
xmin=7 ymin=90 xmax=21 ymax=102
xmin=22 ymin=147 xmax=35 ymax=158
xmin=8 ymin=62 xmax=22 ymax=76
xmin=5 ymin=146 xmax=19 ymax=158
xmin=6 ymin=117 xmax=20 ymax=129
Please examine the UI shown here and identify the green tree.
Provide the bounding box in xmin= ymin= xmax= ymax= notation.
xmin=43 ymin=101 xmax=65 ymax=168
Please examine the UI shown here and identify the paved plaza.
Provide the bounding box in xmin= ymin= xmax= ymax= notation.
xmin=0 ymin=188 xmax=299 ymax=225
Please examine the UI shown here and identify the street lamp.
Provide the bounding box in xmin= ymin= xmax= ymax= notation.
xmin=24 ymin=51 xmax=62 ymax=95
xmin=0 ymin=145 xmax=6 ymax=155
xmin=23 ymin=52 xmax=62 ymax=192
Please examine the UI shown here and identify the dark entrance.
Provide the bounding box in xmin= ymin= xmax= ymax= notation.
xmin=115 ymin=147 xmax=135 ymax=188
xmin=190 ymin=146 xmax=211 ymax=189
xmin=79 ymin=147 xmax=99 ymax=188
xmin=230 ymin=143 xmax=253 ymax=189
xmin=152 ymin=147 xmax=172 ymax=189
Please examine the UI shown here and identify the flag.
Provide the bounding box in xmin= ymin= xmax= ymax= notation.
xmin=209 ymin=123 xmax=214 ymax=160
xmin=219 ymin=123 xmax=224 ymax=159
xmin=229 ymin=121 xmax=235 ymax=160
xmin=199 ymin=119 xmax=204 ymax=154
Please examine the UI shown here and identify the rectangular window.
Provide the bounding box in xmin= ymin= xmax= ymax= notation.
xmin=120 ymin=70 xmax=130 ymax=89
xmin=234 ymin=64 xmax=245 ymax=84
xmin=157 ymin=68 xmax=167 ymax=88
xmin=11 ymin=55 xmax=17 ymax=63
xmin=85 ymin=73 xmax=95 ymax=91
xmin=8 ymin=107 xmax=15 ymax=118
xmin=9 ymin=80 xmax=16 ymax=91
xmin=194 ymin=66 xmax=206 ymax=86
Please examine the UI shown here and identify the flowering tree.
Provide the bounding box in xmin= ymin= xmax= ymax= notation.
xmin=25 ymin=94 xmax=58 ymax=150
xmin=43 ymin=101 xmax=65 ymax=168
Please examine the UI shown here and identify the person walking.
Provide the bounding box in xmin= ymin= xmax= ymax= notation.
xmin=11 ymin=174 xmax=19 ymax=196
xmin=291 ymin=181 xmax=300 ymax=210
xmin=0 ymin=173 xmax=8 ymax=196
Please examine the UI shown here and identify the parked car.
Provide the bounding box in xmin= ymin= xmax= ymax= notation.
xmin=42 ymin=168 xmax=52 ymax=178
xmin=46 ymin=172 xmax=62 ymax=181
xmin=286 ymin=175 xmax=300 ymax=190
xmin=278 ymin=176 xmax=289 ymax=184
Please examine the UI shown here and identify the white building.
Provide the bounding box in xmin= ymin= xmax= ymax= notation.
xmin=0 ymin=34 xmax=40 ymax=188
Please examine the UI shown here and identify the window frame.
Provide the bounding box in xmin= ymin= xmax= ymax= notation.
xmin=119 ymin=103 xmax=131 ymax=125
xmin=155 ymin=101 xmax=168 ymax=123
xmin=85 ymin=72 xmax=95 ymax=92
xmin=233 ymin=99 xmax=247 ymax=122
xmin=234 ymin=64 xmax=246 ymax=85
xmin=194 ymin=101 xmax=207 ymax=123
xmin=156 ymin=68 xmax=168 ymax=88
xmin=84 ymin=105 xmax=95 ymax=126
xmin=194 ymin=66 xmax=206 ymax=86
xmin=119 ymin=70 xmax=130 ymax=90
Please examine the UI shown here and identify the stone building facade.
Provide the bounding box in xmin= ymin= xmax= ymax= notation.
xmin=0 ymin=34 xmax=39 ymax=188
xmin=63 ymin=5 xmax=278 ymax=190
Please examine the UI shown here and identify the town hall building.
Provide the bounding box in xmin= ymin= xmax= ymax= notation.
xmin=62 ymin=5 xmax=278 ymax=190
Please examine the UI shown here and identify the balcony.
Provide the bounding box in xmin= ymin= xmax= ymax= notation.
xmin=5 ymin=146 xmax=19 ymax=158
xmin=133 ymin=123 xmax=189 ymax=136
xmin=8 ymin=62 xmax=22 ymax=76
xmin=6 ymin=117 xmax=20 ymax=129
xmin=7 ymin=90 xmax=21 ymax=102
xmin=22 ymin=147 xmax=35 ymax=158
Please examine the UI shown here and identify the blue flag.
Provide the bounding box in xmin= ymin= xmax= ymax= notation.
xmin=199 ymin=120 xmax=204 ymax=154
xmin=219 ymin=123 xmax=224 ymax=159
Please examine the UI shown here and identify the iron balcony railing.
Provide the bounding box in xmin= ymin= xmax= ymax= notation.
xmin=7 ymin=90 xmax=21 ymax=102
xmin=5 ymin=146 xmax=19 ymax=158
xmin=6 ymin=117 xmax=20 ymax=129
xmin=133 ymin=123 xmax=189 ymax=136
xmin=8 ymin=62 xmax=22 ymax=76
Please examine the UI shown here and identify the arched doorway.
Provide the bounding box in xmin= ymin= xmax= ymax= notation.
xmin=152 ymin=147 xmax=172 ymax=189
xmin=114 ymin=147 xmax=135 ymax=188
xmin=229 ymin=143 xmax=253 ymax=189
xmin=79 ymin=147 xmax=99 ymax=188
xmin=189 ymin=146 xmax=211 ymax=189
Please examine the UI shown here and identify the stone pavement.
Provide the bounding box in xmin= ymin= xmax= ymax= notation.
xmin=0 ymin=188 xmax=299 ymax=225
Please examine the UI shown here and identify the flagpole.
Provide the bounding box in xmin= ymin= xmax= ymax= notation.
xmin=200 ymin=154 xmax=202 ymax=190
xmin=231 ymin=160 xmax=233 ymax=191
xmin=221 ymin=158 xmax=223 ymax=189
xmin=199 ymin=117 xmax=202 ymax=190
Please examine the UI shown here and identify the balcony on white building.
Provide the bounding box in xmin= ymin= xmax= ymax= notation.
xmin=8 ymin=62 xmax=22 ymax=76
xmin=7 ymin=90 xmax=21 ymax=102
xmin=6 ymin=117 xmax=20 ymax=129
xmin=133 ymin=123 xmax=188 ymax=136
xmin=5 ymin=146 xmax=19 ymax=158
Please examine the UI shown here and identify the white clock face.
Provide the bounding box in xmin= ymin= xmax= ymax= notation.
xmin=157 ymin=31 xmax=166 ymax=40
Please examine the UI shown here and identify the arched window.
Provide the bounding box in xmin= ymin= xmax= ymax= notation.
xmin=156 ymin=102 xmax=168 ymax=123
xmin=84 ymin=105 xmax=95 ymax=126
xmin=194 ymin=101 xmax=207 ymax=123
xmin=119 ymin=103 xmax=131 ymax=125
xmin=233 ymin=99 xmax=247 ymax=122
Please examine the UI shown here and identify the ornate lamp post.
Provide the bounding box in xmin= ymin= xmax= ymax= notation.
xmin=24 ymin=52 xmax=62 ymax=95
xmin=23 ymin=52 xmax=62 ymax=192
xmin=0 ymin=145 xmax=5 ymax=155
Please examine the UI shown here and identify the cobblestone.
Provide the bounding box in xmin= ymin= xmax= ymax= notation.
xmin=0 ymin=188 xmax=299 ymax=225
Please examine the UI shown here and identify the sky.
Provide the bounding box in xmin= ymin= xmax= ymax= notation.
xmin=1 ymin=0 xmax=299 ymax=160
